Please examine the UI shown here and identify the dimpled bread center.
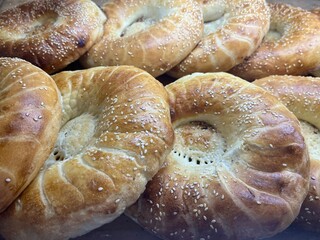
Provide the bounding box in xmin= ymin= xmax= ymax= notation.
xmin=300 ymin=120 xmax=320 ymax=161
xmin=202 ymin=3 xmax=226 ymax=36
xmin=121 ymin=6 xmax=169 ymax=37
xmin=46 ymin=114 xmax=96 ymax=166
xmin=171 ymin=121 xmax=226 ymax=169
xmin=203 ymin=13 xmax=228 ymax=36
xmin=122 ymin=18 xmax=157 ymax=37
xmin=264 ymin=29 xmax=282 ymax=42
xmin=263 ymin=21 xmax=285 ymax=42
xmin=25 ymin=12 xmax=58 ymax=37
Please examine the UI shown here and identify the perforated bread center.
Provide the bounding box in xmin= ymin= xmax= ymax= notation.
xmin=171 ymin=121 xmax=226 ymax=169
xmin=0 ymin=66 xmax=174 ymax=240
xmin=126 ymin=72 xmax=310 ymax=240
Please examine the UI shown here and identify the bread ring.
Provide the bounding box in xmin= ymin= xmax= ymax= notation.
xmin=80 ymin=0 xmax=203 ymax=77
xmin=0 ymin=0 xmax=106 ymax=74
xmin=0 ymin=66 xmax=174 ymax=240
xmin=230 ymin=3 xmax=320 ymax=81
xmin=311 ymin=8 xmax=320 ymax=16
xmin=310 ymin=8 xmax=320 ymax=77
xmin=167 ymin=0 xmax=270 ymax=79
xmin=0 ymin=57 xmax=61 ymax=214
xmin=126 ymin=72 xmax=309 ymax=240
xmin=254 ymin=75 xmax=320 ymax=232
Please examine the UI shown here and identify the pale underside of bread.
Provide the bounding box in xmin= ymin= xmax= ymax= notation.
xmin=126 ymin=72 xmax=309 ymax=240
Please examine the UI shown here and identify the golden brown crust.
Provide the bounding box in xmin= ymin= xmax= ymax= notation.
xmin=311 ymin=8 xmax=320 ymax=16
xmin=310 ymin=8 xmax=320 ymax=77
xmin=126 ymin=72 xmax=309 ymax=240
xmin=167 ymin=0 xmax=270 ymax=78
xmin=0 ymin=57 xmax=61 ymax=213
xmin=254 ymin=75 xmax=320 ymax=232
xmin=0 ymin=66 xmax=174 ymax=240
xmin=0 ymin=0 xmax=106 ymax=74
xmin=80 ymin=0 xmax=203 ymax=77
xmin=230 ymin=3 xmax=320 ymax=81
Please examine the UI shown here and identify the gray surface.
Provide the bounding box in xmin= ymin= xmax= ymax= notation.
xmin=74 ymin=214 xmax=320 ymax=240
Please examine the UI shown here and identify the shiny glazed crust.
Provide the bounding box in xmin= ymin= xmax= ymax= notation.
xmin=0 ymin=0 xmax=106 ymax=74
xmin=0 ymin=66 xmax=174 ymax=240
xmin=127 ymin=72 xmax=309 ymax=240
xmin=80 ymin=0 xmax=203 ymax=77
xmin=167 ymin=0 xmax=270 ymax=78
xmin=254 ymin=75 xmax=320 ymax=232
xmin=0 ymin=57 xmax=61 ymax=213
xmin=230 ymin=3 xmax=320 ymax=81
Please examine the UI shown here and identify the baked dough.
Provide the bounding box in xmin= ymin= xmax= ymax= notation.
xmin=80 ymin=0 xmax=203 ymax=77
xmin=254 ymin=75 xmax=320 ymax=232
xmin=230 ymin=3 xmax=320 ymax=81
xmin=0 ymin=66 xmax=174 ymax=240
xmin=0 ymin=57 xmax=61 ymax=213
xmin=167 ymin=0 xmax=270 ymax=78
xmin=127 ymin=72 xmax=309 ymax=240
xmin=311 ymin=7 xmax=320 ymax=16
xmin=310 ymin=8 xmax=320 ymax=77
xmin=0 ymin=0 xmax=106 ymax=73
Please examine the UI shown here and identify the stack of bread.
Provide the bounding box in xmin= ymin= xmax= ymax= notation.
xmin=0 ymin=0 xmax=319 ymax=240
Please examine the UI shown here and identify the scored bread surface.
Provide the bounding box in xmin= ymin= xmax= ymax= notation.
xmin=127 ymin=72 xmax=309 ymax=240
xmin=0 ymin=65 xmax=174 ymax=240
xmin=0 ymin=57 xmax=61 ymax=214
